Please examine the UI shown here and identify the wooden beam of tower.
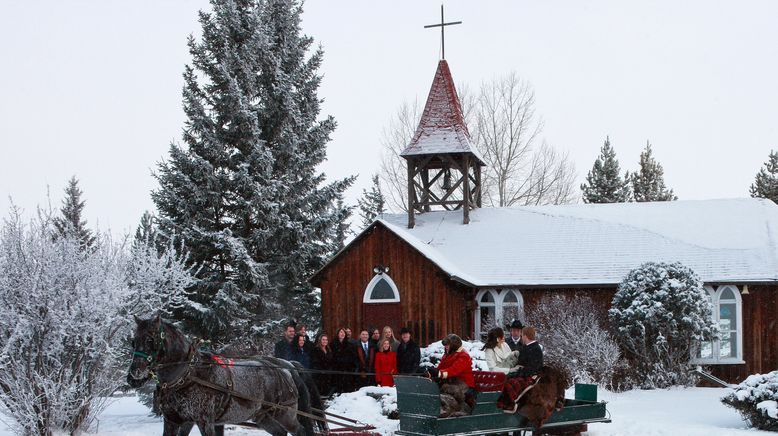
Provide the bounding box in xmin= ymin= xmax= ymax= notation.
xmin=421 ymin=169 xmax=431 ymax=212
xmin=407 ymin=159 xmax=416 ymax=228
xmin=462 ymin=155 xmax=471 ymax=224
xmin=475 ymin=165 xmax=482 ymax=207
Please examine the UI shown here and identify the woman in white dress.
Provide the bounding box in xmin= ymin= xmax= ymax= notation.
xmin=482 ymin=327 xmax=520 ymax=374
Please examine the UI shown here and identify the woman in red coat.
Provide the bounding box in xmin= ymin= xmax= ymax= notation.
xmin=437 ymin=334 xmax=475 ymax=388
xmin=373 ymin=338 xmax=398 ymax=387
xmin=433 ymin=334 xmax=476 ymax=416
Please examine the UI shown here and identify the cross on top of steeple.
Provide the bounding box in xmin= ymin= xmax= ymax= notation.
xmin=424 ymin=4 xmax=462 ymax=60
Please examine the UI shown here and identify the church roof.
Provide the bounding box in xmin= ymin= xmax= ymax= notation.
xmin=400 ymin=60 xmax=485 ymax=164
xmin=373 ymin=198 xmax=778 ymax=287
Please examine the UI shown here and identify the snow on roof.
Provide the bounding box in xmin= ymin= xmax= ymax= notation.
xmin=400 ymin=60 xmax=485 ymax=164
xmin=377 ymin=198 xmax=778 ymax=286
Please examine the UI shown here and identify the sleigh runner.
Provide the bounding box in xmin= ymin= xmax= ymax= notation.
xmin=394 ymin=372 xmax=610 ymax=436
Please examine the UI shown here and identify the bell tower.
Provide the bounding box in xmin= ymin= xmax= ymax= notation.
xmin=401 ymin=60 xmax=484 ymax=228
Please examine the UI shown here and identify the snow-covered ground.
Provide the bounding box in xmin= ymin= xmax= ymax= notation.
xmin=1 ymin=386 xmax=769 ymax=435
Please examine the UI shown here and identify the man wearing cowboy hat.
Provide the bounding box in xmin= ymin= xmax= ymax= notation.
xmin=506 ymin=319 xmax=524 ymax=353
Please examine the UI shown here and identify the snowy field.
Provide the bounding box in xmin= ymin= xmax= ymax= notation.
xmin=1 ymin=386 xmax=769 ymax=436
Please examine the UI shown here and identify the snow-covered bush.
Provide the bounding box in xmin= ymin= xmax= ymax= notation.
xmin=609 ymin=262 xmax=717 ymax=389
xmin=722 ymin=371 xmax=778 ymax=431
xmin=526 ymin=294 xmax=629 ymax=390
xmin=420 ymin=340 xmax=489 ymax=371
xmin=0 ymin=208 xmax=193 ymax=435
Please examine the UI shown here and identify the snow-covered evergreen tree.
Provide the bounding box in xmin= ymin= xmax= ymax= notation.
xmin=333 ymin=197 xmax=350 ymax=251
xmin=53 ymin=175 xmax=95 ymax=248
xmin=749 ymin=150 xmax=778 ymax=204
xmin=152 ymin=0 xmax=353 ymax=341
xmin=630 ymin=142 xmax=677 ymax=202
xmin=580 ymin=137 xmax=632 ymax=203
xmin=609 ymin=262 xmax=717 ymax=388
xmin=133 ymin=210 xmax=156 ymax=247
xmin=357 ymin=174 xmax=386 ymax=229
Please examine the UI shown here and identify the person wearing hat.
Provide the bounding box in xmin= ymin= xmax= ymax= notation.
xmin=506 ymin=319 xmax=524 ymax=353
xmin=396 ymin=327 xmax=421 ymax=374
xmin=429 ymin=334 xmax=477 ymax=416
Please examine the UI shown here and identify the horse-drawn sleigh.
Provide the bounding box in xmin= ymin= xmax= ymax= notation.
xmin=395 ymin=373 xmax=610 ymax=436
xmin=127 ymin=315 xmax=609 ymax=435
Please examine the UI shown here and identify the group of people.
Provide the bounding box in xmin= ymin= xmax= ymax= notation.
xmin=272 ymin=319 xmax=544 ymax=415
xmin=273 ymin=323 xmax=421 ymax=396
xmin=428 ymin=320 xmax=544 ymax=416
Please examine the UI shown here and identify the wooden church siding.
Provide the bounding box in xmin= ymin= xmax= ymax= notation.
xmin=316 ymin=223 xmax=466 ymax=345
xmin=709 ymin=285 xmax=778 ymax=383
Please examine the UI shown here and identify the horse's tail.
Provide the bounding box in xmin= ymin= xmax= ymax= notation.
xmin=301 ymin=369 xmax=328 ymax=433
xmin=289 ymin=361 xmax=317 ymax=436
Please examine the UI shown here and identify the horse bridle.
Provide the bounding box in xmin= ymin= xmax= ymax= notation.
xmin=132 ymin=324 xmax=168 ymax=380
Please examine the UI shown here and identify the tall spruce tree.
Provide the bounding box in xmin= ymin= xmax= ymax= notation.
xmin=333 ymin=197 xmax=351 ymax=251
xmin=357 ymin=174 xmax=386 ymax=229
xmin=152 ymin=0 xmax=353 ymax=342
xmin=631 ymin=142 xmax=677 ymax=202
xmin=53 ymin=176 xmax=95 ymax=248
xmin=133 ymin=211 xmax=157 ymax=247
xmin=581 ymin=137 xmax=632 ymax=203
xmin=749 ymin=150 xmax=778 ymax=204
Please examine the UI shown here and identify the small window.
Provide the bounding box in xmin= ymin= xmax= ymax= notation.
xmin=362 ymin=274 xmax=400 ymax=303
xmin=693 ymin=285 xmax=743 ymax=364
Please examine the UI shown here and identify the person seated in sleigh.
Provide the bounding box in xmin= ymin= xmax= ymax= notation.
xmin=427 ymin=334 xmax=478 ymax=417
xmin=497 ymin=326 xmax=543 ymax=412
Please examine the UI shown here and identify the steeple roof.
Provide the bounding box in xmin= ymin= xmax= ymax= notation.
xmin=401 ymin=60 xmax=485 ymax=164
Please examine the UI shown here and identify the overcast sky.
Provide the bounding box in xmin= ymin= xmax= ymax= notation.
xmin=2 ymin=0 xmax=777 ymax=235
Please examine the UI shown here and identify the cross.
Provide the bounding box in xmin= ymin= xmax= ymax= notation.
xmin=424 ymin=4 xmax=462 ymax=60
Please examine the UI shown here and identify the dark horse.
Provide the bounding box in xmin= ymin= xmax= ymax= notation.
xmin=516 ymin=365 xmax=568 ymax=429
xmin=126 ymin=315 xmax=326 ymax=436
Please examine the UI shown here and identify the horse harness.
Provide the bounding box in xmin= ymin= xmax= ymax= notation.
xmin=154 ymin=348 xmax=298 ymax=424
xmin=132 ymin=324 xmax=367 ymax=431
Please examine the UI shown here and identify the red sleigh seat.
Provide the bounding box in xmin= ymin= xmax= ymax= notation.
xmin=473 ymin=371 xmax=507 ymax=392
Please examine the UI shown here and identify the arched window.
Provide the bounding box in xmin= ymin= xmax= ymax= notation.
xmin=362 ymin=274 xmax=400 ymax=303
xmin=475 ymin=289 xmax=525 ymax=340
xmin=694 ymin=285 xmax=743 ymax=364
xmin=500 ymin=290 xmax=525 ymax=327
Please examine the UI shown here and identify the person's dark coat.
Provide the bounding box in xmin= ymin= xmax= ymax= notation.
xmin=396 ymin=339 xmax=421 ymax=374
xmin=302 ymin=336 xmax=314 ymax=353
xmin=310 ymin=346 xmax=333 ymax=395
xmin=505 ymin=336 xmax=524 ymax=353
xmin=356 ymin=340 xmax=376 ymax=386
xmin=288 ymin=345 xmax=311 ymax=369
xmin=331 ymin=338 xmax=359 ymax=393
xmin=274 ymin=338 xmax=292 ymax=359
xmin=513 ymin=341 xmax=542 ymax=377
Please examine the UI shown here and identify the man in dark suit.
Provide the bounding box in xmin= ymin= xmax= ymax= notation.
xmin=274 ymin=323 xmax=296 ymax=359
xmin=513 ymin=326 xmax=543 ymax=377
xmin=396 ymin=327 xmax=421 ymax=374
xmin=356 ymin=329 xmax=376 ymax=387
xmin=506 ymin=319 xmax=524 ymax=353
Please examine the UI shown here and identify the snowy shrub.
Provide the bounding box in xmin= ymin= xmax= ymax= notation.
xmin=0 ymin=208 xmax=193 ymax=435
xmin=526 ymin=294 xmax=629 ymax=390
xmin=609 ymin=262 xmax=717 ymax=389
xmin=722 ymin=371 xmax=778 ymax=431
xmin=420 ymin=340 xmax=489 ymax=371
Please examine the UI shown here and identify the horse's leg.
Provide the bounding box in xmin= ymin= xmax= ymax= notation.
xmin=258 ymin=417 xmax=291 ymax=436
xmin=162 ymin=418 xmax=180 ymax=436
xmin=175 ymin=422 xmax=194 ymax=436
xmin=196 ymin=422 xmax=217 ymax=436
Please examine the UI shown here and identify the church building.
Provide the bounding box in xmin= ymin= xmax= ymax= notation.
xmin=310 ymin=59 xmax=778 ymax=384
